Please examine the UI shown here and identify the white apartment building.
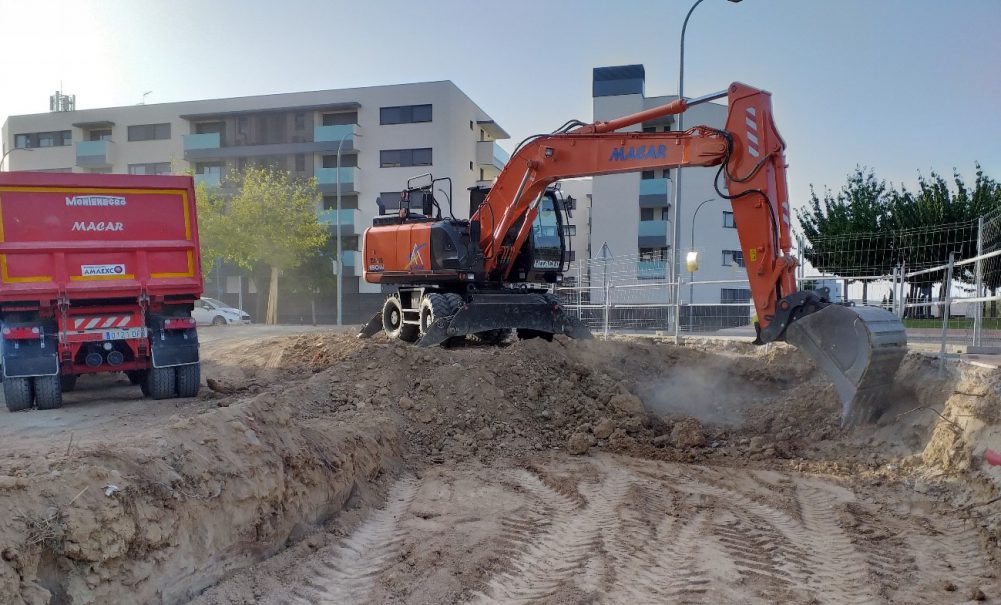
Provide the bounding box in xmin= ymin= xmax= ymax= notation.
xmin=2 ymin=82 xmax=509 ymax=322
xmin=590 ymin=64 xmax=748 ymax=312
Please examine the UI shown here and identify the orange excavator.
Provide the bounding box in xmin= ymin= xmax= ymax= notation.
xmin=358 ymin=82 xmax=907 ymax=424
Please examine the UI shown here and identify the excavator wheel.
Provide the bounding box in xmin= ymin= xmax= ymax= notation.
xmin=383 ymin=295 xmax=418 ymax=343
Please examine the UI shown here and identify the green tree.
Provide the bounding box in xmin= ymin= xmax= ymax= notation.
xmin=196 ymin=166 xmax=328 ymax=324
xmin=797 ymin=167 xmax=893 ymax=303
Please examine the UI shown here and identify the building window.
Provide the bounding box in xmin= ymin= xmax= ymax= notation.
xmin=641 ymin=170 xmax=656 ymax=180
xmin=721 ymin=288 xmax=752 ymax=303
xmin=127 ymin=123 xmax=171 ymax=141
xmin=88 ymin=129 xmax=112 ymax=141
xmin=378 ymin=191 xmax=404 ymax=211
xmin=469 ymin=120 xmax=474 ymax=130
xmin=238 ymin=117 xmax=248 ymax=135
xmin=469 ymin=161 xmax=473 ymax=170
xmin=379 ymin=104 xmax=432 ymax=125
xmin=640 ymin=208 xmax=654 ymax=221
xmin=723 ymin=211 xmax=736 ymax=228
xmin=323 ymin=194 xmax=358 ymax=210
xmin=380 ymin=148 xmax=432 ymax=168
xmin=722 ymin=249 xmax=745 ymax=267
xmin=322 ymin=154 xmax=357 ymax=168
xmin=660 ymin=207 xmax=670 ymax=220
xmin=295 ymin=154 xmax=306 ymax=172
xmin=128 ymin=162 xmax=172 ymax=175
xmin=321 ymin=112 xmax=358 ymax=126
xmin=294 ymin=112 xmax=305 ymax=130
xmin=14 ymin=130 xmax=71 ymax=148
xmin=639 ymin=247 xmax=669 ymax=261
xmin=196 ymin=162 xmax=222 ymax=176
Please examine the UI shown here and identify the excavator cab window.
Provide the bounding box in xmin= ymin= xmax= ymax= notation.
xmin=528 ymin=193 xmax=565 ymax=273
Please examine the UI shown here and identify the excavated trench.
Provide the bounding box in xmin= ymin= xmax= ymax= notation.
xmin=0 ymin=332 xmax=999 ymax=604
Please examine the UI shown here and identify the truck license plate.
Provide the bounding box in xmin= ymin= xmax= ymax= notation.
xmin=103 ymin=327 xmax=147 ymax=341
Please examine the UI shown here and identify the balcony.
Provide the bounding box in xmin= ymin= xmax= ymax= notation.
xmin=476 ymin=140 xmax=509 ymax=171
xmin=194 ymin=172 xmax=221 ymax=188
xmin=315 ymin=167 xmax=359 ymax=193
xmin=638 ymin=219 xmax=670 ymax=247
xmin=313 ymin=124 xmax=360 ymax=152
xmin=639 ymin=177 xmax=670 ymax=207
xmin=317 ymin=208 xmax=362 ymax=235
xmin=75 ymin=140 xmax=115 ymax=168
xmin=637 ymin=260 xmax=668 ymax=280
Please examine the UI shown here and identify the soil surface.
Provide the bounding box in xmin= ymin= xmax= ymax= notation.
xmin=0 ymin=327 xmax=999 ymax=604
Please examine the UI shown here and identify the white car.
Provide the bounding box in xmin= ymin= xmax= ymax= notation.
xmin=192 ymin=298 xmax=252 ymax=326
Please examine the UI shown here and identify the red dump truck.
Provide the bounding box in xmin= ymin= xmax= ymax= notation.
xmin=0 ymin=172 xmax=203 ymax=411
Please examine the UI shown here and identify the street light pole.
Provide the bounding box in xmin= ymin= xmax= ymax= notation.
xmin=688 ymin=197 xmax=716 ymax=305
xmin=0 ymin=146 xmax=31 ymax=171
xmin=334 ymin=128 xmax=360 ymax=326
xmin=671 ymin=0 xmax=741 ymax=343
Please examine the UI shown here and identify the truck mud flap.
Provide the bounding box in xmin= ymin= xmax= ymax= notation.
xmin=784 ymin=304 xmax=907 ymax=426
xmin=1 ymin=331 xmax=58 ymax=378
xmin=150 ymin=329 xmax=200 ymax=368
xmin=417 ymin=292 xmax=592 ymax=347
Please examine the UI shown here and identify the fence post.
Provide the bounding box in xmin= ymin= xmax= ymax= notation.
xmin=898 ymin=261 xmax=907 ymax=320
xmin=576 ymin=261 xmax=583 ymax=321
xmin=939 ymin=252 xmax=955 ymax=373
xmin=974 ymin=216 xmax=985 ymax=348
xmin=602 ymin=256 xmax=610 ymax=340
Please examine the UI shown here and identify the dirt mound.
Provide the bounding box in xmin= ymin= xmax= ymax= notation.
xmin=5 ymin=329 xmax=1001 ymax=603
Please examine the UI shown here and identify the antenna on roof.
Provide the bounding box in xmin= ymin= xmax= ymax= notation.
xmin=49 ymin=84 xmax=76 ymax=112
xmin=139 ymin=91 xmax=153 ymax=105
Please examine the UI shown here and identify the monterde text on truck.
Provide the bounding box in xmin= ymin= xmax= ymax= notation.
xmin=0 ymin=172 xmax=204 ymax=411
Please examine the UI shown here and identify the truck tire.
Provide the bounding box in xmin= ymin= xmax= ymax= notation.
xmin=127 ymin=370 xmax=145 ymax=386
xmin=382 ymin=296 xmax=418 ymax=342
xmin=60 ymin=375 xmax=78 ymax=392
xmin=175 ymin=363 xmax=200 ymax=398
xmin=34 ymin=375 xmax=63 ymax=410
xmin=145 ymin=367 xmax=176 ymax=400
xmin=3 ymin=378 xmax=33 ymax=412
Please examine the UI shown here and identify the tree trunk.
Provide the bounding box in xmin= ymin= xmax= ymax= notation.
xmin=265 ymin=266 xmax=280 ymax=325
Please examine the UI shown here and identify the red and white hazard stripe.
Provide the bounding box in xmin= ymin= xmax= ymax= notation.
xmin=70 ymin=316 xmax=134 ymax=330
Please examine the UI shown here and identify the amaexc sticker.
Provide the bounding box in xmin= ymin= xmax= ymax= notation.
xmin=81 ymin=264 xmax=126 ymax=277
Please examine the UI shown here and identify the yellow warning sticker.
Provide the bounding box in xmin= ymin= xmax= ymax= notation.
xmin=749 ymin=248 xmax=758 ymax=262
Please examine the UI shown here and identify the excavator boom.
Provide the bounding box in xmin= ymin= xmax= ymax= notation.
xmin=359 ymin=82 xmax=906 ymax=424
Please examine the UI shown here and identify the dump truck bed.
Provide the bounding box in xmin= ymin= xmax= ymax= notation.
xmin=0 ymin=172 xmax=202 ymax=303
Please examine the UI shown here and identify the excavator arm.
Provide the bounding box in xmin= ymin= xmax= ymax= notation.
xmin=470 ymin=82 xmax=906 ymax=423
xmin=474 ymin=83 xmax=798 ymax=338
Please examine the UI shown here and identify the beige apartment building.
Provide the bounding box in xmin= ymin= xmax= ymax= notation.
xmin=1 ymin=82 xmax=509 ymax=322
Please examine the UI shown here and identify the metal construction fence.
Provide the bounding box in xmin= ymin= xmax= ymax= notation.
xmin=554 ymin=208 xmax=1001 ymax=352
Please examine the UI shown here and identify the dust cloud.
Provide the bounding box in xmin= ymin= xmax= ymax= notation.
xmin=638 ymin=362 xmax=764 ymax=427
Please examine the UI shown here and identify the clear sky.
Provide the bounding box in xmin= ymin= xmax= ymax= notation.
xmin=1 ymin=0 xmax=999 ymax=210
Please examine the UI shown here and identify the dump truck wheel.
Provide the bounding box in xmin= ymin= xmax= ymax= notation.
xmin=60 ymin=375 xmax=77 ymax=392
xmin=383 ymin=296 xmax=418 ymax=342
xmin=176 ymin=363 xmax=201 ymax=398
xmin=145 ymin=367 xmax=176 ymax=400
xmin=34 ymin=375 xmax=63 ymax=410
xmin=3 ymin=378 xmax=33 ymax=412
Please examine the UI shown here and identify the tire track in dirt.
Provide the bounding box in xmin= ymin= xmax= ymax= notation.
xmin=469 ymin=461 xmax=629 ymax=604
xmin=271 ymin=476 xmax=417 ymax=605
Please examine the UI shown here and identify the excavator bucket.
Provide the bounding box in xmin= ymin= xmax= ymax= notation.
xmin=784 ymin=305 xmax=907 ymax=426
xmin=418 ymin=291 xmax=592 ymax=347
